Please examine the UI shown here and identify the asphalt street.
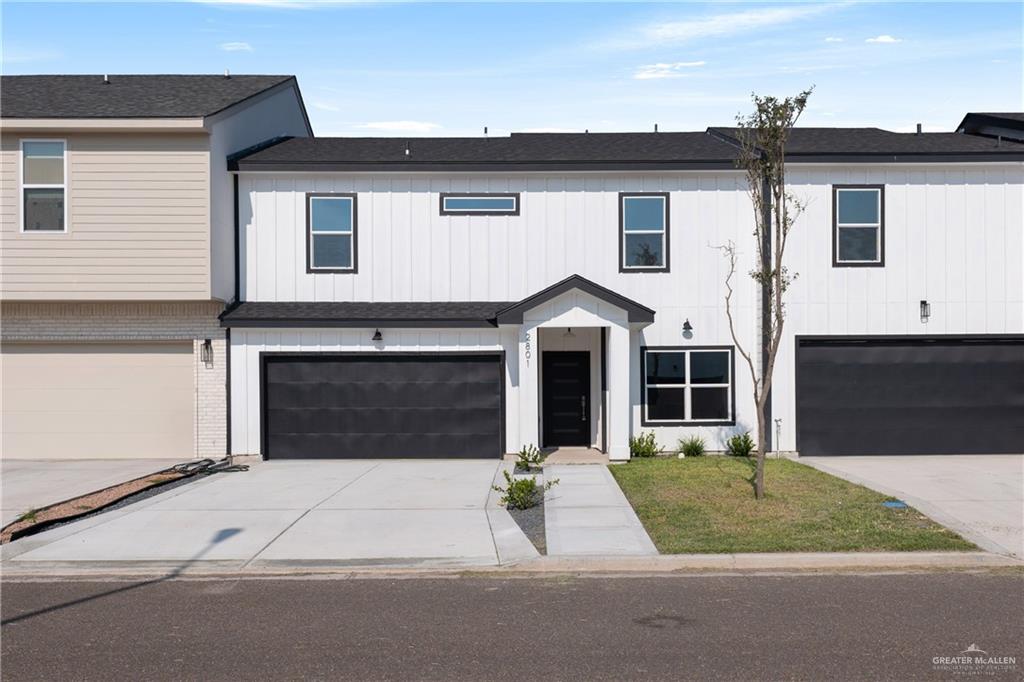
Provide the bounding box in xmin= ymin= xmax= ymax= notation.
xmin=2 ymin=572 xmax=1022 ymax=681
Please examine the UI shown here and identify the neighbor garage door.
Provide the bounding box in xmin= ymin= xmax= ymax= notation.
xmin=1 ymin=342 xmax=194 ymax=459
xmin=262 ymin=353 xmax=503 ymax=459
xmin=796 ymin=336 xmax=1024 ymax=456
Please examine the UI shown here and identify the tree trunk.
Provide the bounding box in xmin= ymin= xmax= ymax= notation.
xmin=755 ymin=416 xmax=767 ymax=500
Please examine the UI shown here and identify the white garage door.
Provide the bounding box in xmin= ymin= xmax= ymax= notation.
xmin=1 ymin=343 xmax=194 ymax=459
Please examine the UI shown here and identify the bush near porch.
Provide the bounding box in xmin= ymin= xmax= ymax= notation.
xmin=609 ymin=457 xmax=975 ymax=554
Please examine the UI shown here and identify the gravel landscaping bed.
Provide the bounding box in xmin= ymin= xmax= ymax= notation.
xmin=508 ymin=502 xmax=547 ymax=554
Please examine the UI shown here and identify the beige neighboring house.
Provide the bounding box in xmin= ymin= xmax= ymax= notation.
xmin=0 ymin=74 xmax=312 ymax=459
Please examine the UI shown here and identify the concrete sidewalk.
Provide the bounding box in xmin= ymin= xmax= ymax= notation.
xmin=543 ymin=464 xmax=658 ymax=556
xmin=802 ymin=455 xmax=1024 ymax=559
xmin=1 ymin=459 xmax=182 ymax=527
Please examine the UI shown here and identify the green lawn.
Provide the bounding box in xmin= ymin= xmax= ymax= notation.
xmin=609 ymin=457 xmax=975 ymax=554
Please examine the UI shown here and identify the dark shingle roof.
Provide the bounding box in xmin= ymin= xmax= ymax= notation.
xmin=231 ymin=131 xmax=743 ymax=171
xmin=221 ymin=301 xmax=516 ymax=328
xmin=956 ymin=112 xmax=1024 ymax=141
xmin=0 ymin=75 xmax=296 ymax=119
xmin=708 ymin=126 xmax=1024 ymax=160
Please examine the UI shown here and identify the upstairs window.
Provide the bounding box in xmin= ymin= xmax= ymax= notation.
xmin=642 ymin=347 xmax=734 ymax=424
xmin=21 ymin=140 xmax=66 ymax=232
xmin=440 ymin=193 xmax=519 ymax=215
xmin=834 ymin=185 xmax=884 ymax=266
xmin=307 ymin=193 xmax=357 ymax=273
xmin=620 ymin=193 xmax=669 ymax=272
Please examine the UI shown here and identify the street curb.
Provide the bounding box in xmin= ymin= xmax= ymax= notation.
xmin=2 ymin=551 xmax=1020 ymax=581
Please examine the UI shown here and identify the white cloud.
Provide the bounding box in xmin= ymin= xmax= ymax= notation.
xmin=358 ymin=121 xmax=441 ymax=133
xmin=520 ymin=127 xmax=583 ymax=133
xmin=220 ymin=41 xmax=253 ymax=51
xmin=866 ymin=34 xmax=902 ymax=44
xmin=604 ymin=3 xmax=849 ymax=50
xmin=2 ymin=45 xmax=61 ymax=63
xmin=312 ymin=101 xmax=341 ymax=112
xmin=633 ymin=61 xmax=706 ymax=80
xmin=194 ymin=0 xmax=362 ymax=7
xmin=824 ymin=36 xmax=844 ymax=42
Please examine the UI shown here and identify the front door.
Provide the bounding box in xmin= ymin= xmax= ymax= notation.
xmin=542 ymin=351 xmax=590 ymax=447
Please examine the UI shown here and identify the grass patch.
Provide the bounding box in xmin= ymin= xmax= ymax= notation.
xmin=609 ymin=457 xmax=975 ymax=554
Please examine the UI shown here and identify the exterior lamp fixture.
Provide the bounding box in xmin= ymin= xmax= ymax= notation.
xmin=563 ymin=327 xmax=575 ymax=338
xmin=372 ymin=329 xmax=383 ymax=342
xmin=682 ymin=319 xmax=693 ymax=333
xmin=201 ymin=338 xmax=213 ymax=366
xmin=919 ymin=300 xmax=931 ymax=323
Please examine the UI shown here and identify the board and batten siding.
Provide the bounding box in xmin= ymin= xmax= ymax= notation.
xmin=236 ymin=171 xmax=762 ymax=453
xmin=773 ymin=164 xmax=1024 ymax=452
xmin=239 ymin=172 xmax=759 ymax=345
xmin=0 ymin=132 xmax=211 ymax=300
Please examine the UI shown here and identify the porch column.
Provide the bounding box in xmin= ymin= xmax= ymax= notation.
xmin=606 ymin=322 xmax=631 ymax=460
xmin=518 ymin=322 xmax=540 ymax=451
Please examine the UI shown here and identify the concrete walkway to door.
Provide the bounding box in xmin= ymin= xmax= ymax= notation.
xmin=2 ymin=460 xmax=538 ymax=570
xmin=802 ymin=455 xmax=1024 ymax=558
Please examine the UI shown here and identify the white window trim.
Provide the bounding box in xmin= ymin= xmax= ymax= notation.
xmin=621 ymin=194 xmax=667 ymax=271
xmin=834 ymin=187 xmax=882 ymax=265
xmin=308 ymin=194 xmax=356 ymax=272
xmin=642 ymin=348 xmax=734 ymax=424
xmin=19 ymin=138 xmax=68 ymax=234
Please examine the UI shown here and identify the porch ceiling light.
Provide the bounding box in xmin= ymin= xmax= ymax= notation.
xmin=372 ymin=329 xmax=383 ymax=341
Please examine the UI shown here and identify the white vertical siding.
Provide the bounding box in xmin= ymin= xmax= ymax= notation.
xmin=774 ymin=164 xmax=1024 ymax=451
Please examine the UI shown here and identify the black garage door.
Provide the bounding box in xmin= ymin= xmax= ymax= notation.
xmin=262 ymin=353 xmax=503 ymax=459
xmin=796 ymin=337 xmax=1024 ymax=456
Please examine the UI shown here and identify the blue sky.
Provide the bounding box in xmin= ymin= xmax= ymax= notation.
xmin=3 ymin=2 xmax=1021 ymax=136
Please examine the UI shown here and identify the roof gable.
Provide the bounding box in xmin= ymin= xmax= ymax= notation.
xmin=495 ymin=274 xmax=655 ymax=325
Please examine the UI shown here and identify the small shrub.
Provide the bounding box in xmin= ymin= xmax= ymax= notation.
xmin=726 ymin=432 xmax=756 ymax=457
xmin=515 ymin=444 xmax=545 ymax=471
xmin=18 ymin=508 xmax=39 ymax=523
xmin=629 ymin=431 xmax=660 ymax=458
xmin=678 ymin=435 xmax=706 ymax=457
xmin=493 ymin=470 xmax=559 ymax=510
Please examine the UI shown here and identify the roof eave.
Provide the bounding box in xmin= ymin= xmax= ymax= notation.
xmin=0 ymin=117 xmax=207 ymax=132
xmin=230 ymin=160 xmax=742 ymax=173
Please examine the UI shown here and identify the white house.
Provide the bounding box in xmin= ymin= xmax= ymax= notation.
xmin=223 ymin=121 xmax=1024 ymax=461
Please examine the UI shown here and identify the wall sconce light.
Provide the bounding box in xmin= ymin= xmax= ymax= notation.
xmin=372 ymin=329 xmax=383 ymax=342
xmin=201 ymin=338 xmax=213 ymax=366
xmin=919 ymin=300 xmax=931 ymax=323
xmin=682 ymin=319 xmax=693 ymax=333
xmin=563 ymin=327 xmax=575 ymax=338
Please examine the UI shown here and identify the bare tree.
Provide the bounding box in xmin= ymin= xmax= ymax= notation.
xmin=719 ymin=89 xmax=812 ymax=500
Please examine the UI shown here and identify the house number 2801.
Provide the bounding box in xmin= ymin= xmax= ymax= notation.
xmin=524 ymin=331 xmax=531 ymax=364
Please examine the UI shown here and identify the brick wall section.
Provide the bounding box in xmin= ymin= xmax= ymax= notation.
xmin=1 ymin=301 xmax=227 ymax=458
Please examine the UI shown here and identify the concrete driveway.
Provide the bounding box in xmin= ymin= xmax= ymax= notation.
xmin=2 ymin=460 xmax=536 ymax=570
xmin=802 ymin=455 xmax=1024 ymax=558
xmin=1 ymin=459 xmax=182 ymax=527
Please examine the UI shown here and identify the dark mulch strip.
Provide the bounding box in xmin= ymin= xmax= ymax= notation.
xmin=508 ymin=501 xmax=546 ymax=555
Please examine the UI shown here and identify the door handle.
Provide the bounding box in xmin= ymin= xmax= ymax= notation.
xmin=581 ymin=395 xmax=587 ymax=421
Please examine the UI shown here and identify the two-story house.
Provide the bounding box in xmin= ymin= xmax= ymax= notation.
xmin=0 ymin=74 xmax=312 ymax=460
xmin=221 ymin=122 xmax=1023 ymax=461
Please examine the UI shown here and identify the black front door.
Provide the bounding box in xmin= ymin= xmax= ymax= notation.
xmin=542 ymin=351 xmax=590 ymax=447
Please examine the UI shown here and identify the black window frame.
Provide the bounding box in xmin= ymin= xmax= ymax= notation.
xmin=619 ymin=191 xmax=670 ymax=273
xmin=640 ymin=345 xmax=735 ymax=426
xmin=439 ymin=192 xmax=520 ymax=216
xmin=306 ymin=192 xmax=358 ymax=274
xmin=832 ymin=184 xmax=885 ymax=268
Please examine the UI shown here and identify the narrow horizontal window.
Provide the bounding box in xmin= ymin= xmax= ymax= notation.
xmin=620 ymin=193 xmax=668 ymax=271
xmin=642 ymin=347 xmax=733 ymax=424
xmin=440 ymin=193 xmax=519 ymax=215
xmin=22 ymin=139 xmax=66 ymax=232
xmin=834 ymin=186 xmax=883 ymax=266
xmin=307 ymin=193 xmax=357 ymax=273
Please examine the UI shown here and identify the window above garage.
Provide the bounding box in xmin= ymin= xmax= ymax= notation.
xmin=440 ymin=193 xmax=519 ymax=216
xmin=641 ymin=346 xmax=734 ymax=425
xmin=307 ymin=193 xmax=357 ymax=273
xmin=833 ymin=185 xmax=884 ymax=267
